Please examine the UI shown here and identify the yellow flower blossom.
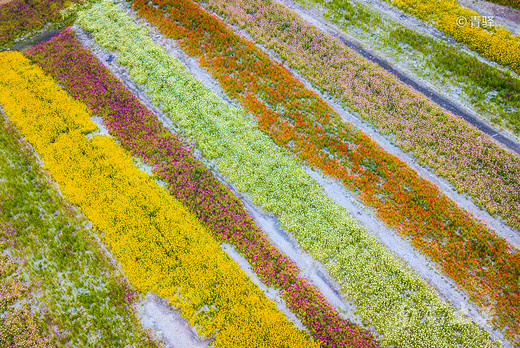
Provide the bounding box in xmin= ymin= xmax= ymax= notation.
xmin=0 ymin=51 xmax=316 ymax=347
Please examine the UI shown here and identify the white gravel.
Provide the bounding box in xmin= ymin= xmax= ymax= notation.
xmin=72 ymin=2 xmax=516 ymax=345
xmin=136 ymin=293 xmax=211 ymax=348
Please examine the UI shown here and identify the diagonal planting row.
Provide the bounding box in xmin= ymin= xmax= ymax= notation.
xmin=127 ymin=0 xmax=520 ymax=343
xmin=0 ymin=106 xmax=158 ymax=346
xmin=75 ymin=1 xmax=501 ymax=346
xmin=377 ymin=0 xmax=520 ymax=75
xmin=296 ymin=0 xmax=520 ymax=134
xmin=0 ymin=50 xmax=317 ymax=348
xmin=193 ymin=0 xmax=520 ymax=232
xmin=0 ymin=0 xmax=85 ymax=48
xmin=26 ymin=27 xmax=378 ymax=348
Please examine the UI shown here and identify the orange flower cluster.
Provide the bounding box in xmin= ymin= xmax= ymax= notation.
xmin=131 ymin=0 xmax=520 ymax=341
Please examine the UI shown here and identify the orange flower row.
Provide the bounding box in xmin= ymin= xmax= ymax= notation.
xmin=130 ymin=0 xmax=520 ymax=342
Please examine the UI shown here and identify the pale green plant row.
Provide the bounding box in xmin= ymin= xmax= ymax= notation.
xmin=296 ymin=0 xmax=520 ymax=134
xmin=0 ymin=110 xmax=157 ymax=346
xmin=74 ymin=2 xmax=499 ymax=346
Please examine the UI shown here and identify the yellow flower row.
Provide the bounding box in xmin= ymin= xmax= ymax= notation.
xmin=0 ymin=51 xmax=316 ymax=348
xmin=389 ymin=0 xmax=520 ymax=74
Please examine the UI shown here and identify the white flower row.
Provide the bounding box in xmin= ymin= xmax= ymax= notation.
xmin=76 ymin=2 xmax=498 ymax=346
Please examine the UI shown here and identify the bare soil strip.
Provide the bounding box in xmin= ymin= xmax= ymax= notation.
xmin=71 ymin=4 xmax=514 ymax=343
xmin=2 ymin=29 xmax=62 ymax=52
xmin=276 ymin=0 xmax=520 ymax=156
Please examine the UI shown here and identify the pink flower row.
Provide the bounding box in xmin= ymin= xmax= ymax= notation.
xmin=201 ymin=0 xmax=520 ymax=231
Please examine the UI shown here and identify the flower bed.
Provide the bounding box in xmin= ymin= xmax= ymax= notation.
xmin=0 ymin=111 xmax=157 ymax=346
xmin=26 ymin=27 xmax=378 ymax=348
xmin=126 ymin=0 xmax=520 ymax=343
xmin=0 ymin=50 xmax=316 ymax=347
xmin=193 ymin=0 xmax=520 ymax=232
xmin=386 ymin=0 xmax=520 ymax=74
xmin=74 ymin=2 xmax=500 ymax=346
xmin=298 ymin=0 xmax=520 ymax=134
xmin=0 ymin=0 xmax=87 ymax=48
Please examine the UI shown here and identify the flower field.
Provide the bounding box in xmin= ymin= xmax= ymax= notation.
xmin=0 ymin=50 xmax=325 ymax=347
xmin=0 ymin=0 xmax=519 ymax=346
xmin=123 ymin=0 xmax=520 ymax=342
xmin=0 ymin=93 xmax=156 ymax=346
xmin=381 ymin=0 xmax=520 ymax=75
xmin=25 ymin=27 xmax=379 ymax=347
xmin=489 ymin=0 xmax=520 ymax=10
xmin=192 ymin=0 xmax=520 ymax=232
xmin=296 ymin=0 xmax=520 ymax=134
xmin=0 ymin=246 xmax=50 ymax=347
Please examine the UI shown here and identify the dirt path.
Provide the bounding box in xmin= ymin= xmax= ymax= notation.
xmin=73 ymin=2 xmax=515 ymax=343
xmin=458 ymin=0 xmax=520 ymax=30
xmin=333 ymin=34 xmax=520 ymax=155
xmin=0 ymin=0 xmax=15 ymax=6
xmin=137 ymin=293 xmax=210 ymax=348
xmin=4 ymin=29 xmax=61 ymax=52
xmin=275 ymin=0 xmax=520 ymax=157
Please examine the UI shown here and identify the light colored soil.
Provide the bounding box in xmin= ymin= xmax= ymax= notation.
xmin=73 ymin=1 xmax=517 ymax=345
xmin=0 ymin=0 xmax=14 ymax=6
xmin=137 ymin=293 xmax=210 ymax=348
xmin=458 ymin=0 xmax=520 ymax=31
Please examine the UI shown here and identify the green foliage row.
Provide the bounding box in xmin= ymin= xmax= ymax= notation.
xmin=300 ymin=0 xmax=520 ymax=133
xmin=0 ymin=110 xmax=157 ymax=347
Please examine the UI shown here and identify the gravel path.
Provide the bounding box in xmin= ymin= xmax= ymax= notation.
xmin=7 ymin=29 xmax=62 ymax=51
xmin=274 ymin=0 xmax=520 ymax=156
xmin=73 ymin=2 xmax=514 ymax=344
